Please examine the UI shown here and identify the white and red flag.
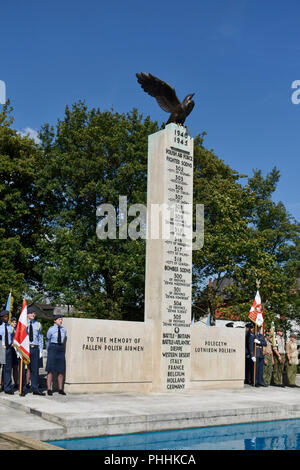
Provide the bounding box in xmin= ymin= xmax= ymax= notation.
xmin=13 ymin=300 xmax=30 ymax=364
xmin=248 ymin=290 xmax=265 ymax=328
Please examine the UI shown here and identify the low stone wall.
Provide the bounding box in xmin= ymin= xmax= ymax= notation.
xmin=191 ymin=324 xmax=245 ymax=389
xmin=62 ymin=318 xmax=245 ymax=393
xmin=63 ymin=318 xmax=153 ymax=393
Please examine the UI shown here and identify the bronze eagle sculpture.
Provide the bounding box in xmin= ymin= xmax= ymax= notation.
xmin=136 ymin=72 xmax=195 ymax=125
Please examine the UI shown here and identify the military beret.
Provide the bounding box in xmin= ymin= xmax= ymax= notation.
xmin=27 ymin=305 xmax=36 ymax=314
xmin=245 ymin=323 xmax=253 ymax=328
xmin=0 ymin=309 xmax=9 ymax=318
xmin=11 ymin=317 xmax=17 ymax=322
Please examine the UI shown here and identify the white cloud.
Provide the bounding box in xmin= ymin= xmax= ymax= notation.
xmin=0 ymin=80 xmax=6 ymax=104
xmin=17 ymin=127 xmax=41 ymax=144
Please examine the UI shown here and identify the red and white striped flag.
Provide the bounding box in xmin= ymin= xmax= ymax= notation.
xmin=13 ymin=300 xmax=30 ymax=364
xmin=248 ymin=290 xmax=264 ymax=327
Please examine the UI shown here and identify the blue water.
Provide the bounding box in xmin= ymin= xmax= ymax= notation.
xmin=48 ymin=419 xmax=300 ymax=450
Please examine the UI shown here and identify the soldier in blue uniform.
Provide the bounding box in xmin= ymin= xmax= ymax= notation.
xmin=0 ymin=314 xmax=6 ymax=391
xmin=249 ymin=325 xmax=267 ymax=387
xmin=245 ymin=323 xmax=254 ymax=385
xmin=26 ymin=305 xmax=45 ymax=395
xmin=0 ymin=310 xmax=15 ymax=394
xmin=10 ymin=317 xmax=19 ymax=389
xmin=46 ymin=314 xmax=67 ymax=396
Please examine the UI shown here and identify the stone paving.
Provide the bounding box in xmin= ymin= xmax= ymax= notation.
xmin=1 ymin=382 xmax=300 ymax=449
xmin=0 ymin=436 xmax=28 ymax=450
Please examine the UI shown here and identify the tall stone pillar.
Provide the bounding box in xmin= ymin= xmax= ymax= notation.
xmin=145 ymin=123 xmax=194 ymax=392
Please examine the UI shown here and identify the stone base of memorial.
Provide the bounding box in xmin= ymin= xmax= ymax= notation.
xmin=190 ymin=324 xmax=245 ymax=389
xmin=63 ymin=318 xmax=152 ymax=394
xmin=63 ymin=318 xmax=245 ymax=393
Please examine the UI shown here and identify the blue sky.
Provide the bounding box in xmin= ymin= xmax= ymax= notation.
xmin=1 ymin=0 xmax=299 ymax=222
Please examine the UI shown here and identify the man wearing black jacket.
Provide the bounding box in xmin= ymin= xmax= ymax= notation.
xmin=245 ymin=323 xmax=254 ymax=385
xmin=249 ymin=325 xmax=267 ymax=387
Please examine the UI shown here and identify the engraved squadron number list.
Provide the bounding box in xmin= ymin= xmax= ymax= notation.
xmin=162 ymin=127 xmax=193 ymax=391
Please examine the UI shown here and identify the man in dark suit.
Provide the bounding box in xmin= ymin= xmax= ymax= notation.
xmin=245 ymin=323 xmax=254 ymax=385
xmin=249 ymin=325 xmax=267 ymax=386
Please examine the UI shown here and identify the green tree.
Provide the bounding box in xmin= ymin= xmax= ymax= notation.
xmin=0 ymin=102 xmax=43 ymax=309
xmin=192 ymin=158 xmax=300 ymax=329
xmin=36 ymin=102 xmax=158 ymax=320
xmin=2 ymin=100 xmax=298 ymax=329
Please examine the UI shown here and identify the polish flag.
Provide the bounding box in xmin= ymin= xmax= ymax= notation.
xmin=248 ymin=290 xmax=264 ymax=327
xmin=13 ymin=300 xmax=30 ymax=364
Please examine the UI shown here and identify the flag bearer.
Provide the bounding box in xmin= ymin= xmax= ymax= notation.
xmin=0 ymin=310 xmax=15 ymax=394
xmin=10 ymin=317 xmax=19 ymax=389
xmin=26 ymin=305 xmax=45 ymax=395
xmin=249 ymin=325 xmax=267 ymax=387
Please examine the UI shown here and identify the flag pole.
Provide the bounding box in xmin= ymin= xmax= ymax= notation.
xmin=19 ymin=358 xmax=23 ymax=396
xmin=253 ymin=324 xmax=257 ymax=386
xmin=253 ymin=279 xmax=260 ymax=387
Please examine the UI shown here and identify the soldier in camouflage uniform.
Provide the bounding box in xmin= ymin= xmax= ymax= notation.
xmin=272 ymin=327 xmax=286 ymax=387
xmin=286 ymin=333 xmax=299 ymax=387
xmin=263 ymin=331 xmax=274 ymax=386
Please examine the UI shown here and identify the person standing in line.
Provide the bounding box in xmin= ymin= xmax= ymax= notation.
xmin=0 ymin=315 xmax=6 ymax=391
xmin=46 ymin=314 xmax=67 ymax=396
xmin=245 ymin=323 xmax=254 ymax=385
xmin=263 ymin=331 xmax=274 ymax=387
xmin=272 ymin=327 xmax=286 ymax=387
xmin=0 ymin=310 xmax=15 ymax=394
xmin=285 ymin=333 xmax=299 ymax=388
xmin=26 ymin=306 xmax=45 ymax=395
xmin=10 ymin=317 xmax=19 ymax=389
xmin=249 ymin=325 xmax=267 ymax=387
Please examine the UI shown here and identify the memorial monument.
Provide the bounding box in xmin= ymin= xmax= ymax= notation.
xmin=62 ymin=74 xmax=244 ymax=393
xmin=144 ymin=124 xmax=193 ymax=392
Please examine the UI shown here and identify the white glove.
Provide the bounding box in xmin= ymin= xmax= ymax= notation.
xmin=252 ymin=357 xmax=256 ymax=362
xmin=254 ymin=339 xmax=260 ymax=344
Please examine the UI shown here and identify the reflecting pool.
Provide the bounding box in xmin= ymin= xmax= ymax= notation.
xmin=47 ymin=419 xmax=300 ymax=450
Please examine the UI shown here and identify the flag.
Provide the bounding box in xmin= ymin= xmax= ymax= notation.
xmin=13 ymin=300 xmax=30 ymax=364
xmin=191 ymin=315 xmax=195 ymax=325
xmin=206 ymin=313 xmax=211 ymax=326
xmin=248 ymin=290 xmax=264 ymax=327
xmin=6 ymin=291 xmax=13 ymax=324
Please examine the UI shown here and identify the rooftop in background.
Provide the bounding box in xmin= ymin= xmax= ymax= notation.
xmin=31 ymin=304 xmax=75 ymax=320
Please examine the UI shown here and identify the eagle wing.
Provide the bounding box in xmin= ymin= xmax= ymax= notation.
xmin=136 ymin=73 xmax=181 ymax=113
